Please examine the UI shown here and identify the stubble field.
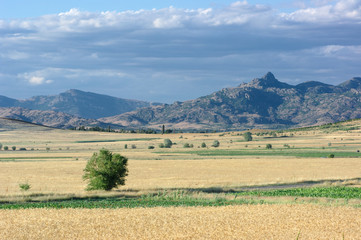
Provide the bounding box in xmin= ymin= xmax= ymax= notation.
xmin=1 ymin=118 xmax=361 ymax=239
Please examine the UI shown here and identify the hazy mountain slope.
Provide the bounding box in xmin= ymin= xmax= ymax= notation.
xmin=0 ymin=89 xmax=157 ymax=119
xmin=0 ymin=107 xmax=112 ymax=129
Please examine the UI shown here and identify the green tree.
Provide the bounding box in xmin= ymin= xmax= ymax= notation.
xmin=243 ymin=132 xmax=253 ymax=141
xmin=4 ymin=146 xmax=8 ymax=151
xmin=12 ymin=146 xmax=16 ymax=151
xmin=212 ymin=140 xmax=220 ymax=147
xmin=164 ymin=139 xmax=173 ymax=148
xmin=83 ymin=149 xmax=128 ymax=191
xmin=201 ymin=142 xmax=207 ymax=148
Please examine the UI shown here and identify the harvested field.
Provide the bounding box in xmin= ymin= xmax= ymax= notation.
xmin=1 ymin=157 xmax=361 ymax=196
xmin=1 ymin=204 xmax=360 ymax=239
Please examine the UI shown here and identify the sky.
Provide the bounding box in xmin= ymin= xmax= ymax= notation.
xmin=0 ymin=0 xmax=361 ymax=103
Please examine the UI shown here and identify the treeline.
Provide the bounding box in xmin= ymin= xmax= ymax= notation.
xmin=69 ymin=125 xmax=223 ymax=134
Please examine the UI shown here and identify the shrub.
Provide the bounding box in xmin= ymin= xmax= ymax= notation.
xmin=131 ymin=144 xmax=136 ymax=149
xmin=0 ymin=143 xmax=2 ymax=150
xmin=212 ymin=140 xmax=220 ymax=148
xmin=266 ymin=144 xmax=272 ymax=149
xmin=159 ymin=143 xmax=165 ymax=148
xmin=12 ymin=146 xmax=16 ymax=151
xmin=148 ymin=146 xmax=155 ymax=149
xmin=19 ymin=148 xmax=27 ymax=151
xmin=19 ymin=183 xmax=31 ymax=191
xmin=164 ymin=139 xmax=173 ymax=148
xmin=124 ymin=144 xmax=128 ymax=149
xmin=83 ymin=149 xmax=128 ymax=191
xmin=201 ymin=142 xmax=207 ymax=148
xmin=183 ymin=143 xmax=190 ymax=148
xmin=243 ymin=132 xmax=253 ymax=141
xmin=328 ymin=154 xmax=335 ymax=158
xmin=4 ymin=146 xmax=8 ymax=151
xmin=190 ymin=144 xmax=194 ymax=148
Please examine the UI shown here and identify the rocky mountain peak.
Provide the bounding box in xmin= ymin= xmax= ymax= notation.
xmin=246 ymin=72 xmax=291 ymax=89
xmin=338 ymin=77 xmax=361 ymax=89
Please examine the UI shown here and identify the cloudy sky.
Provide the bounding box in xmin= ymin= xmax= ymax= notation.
xmin=1 ymin=0 xmax=361 ymax=103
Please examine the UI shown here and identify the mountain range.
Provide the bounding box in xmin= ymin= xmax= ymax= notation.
xmin=1 ymin=72 xmax=361 ymax=130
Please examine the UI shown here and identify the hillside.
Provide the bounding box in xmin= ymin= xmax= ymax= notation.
xmin=0 ymin=89 xmax=158 ymax=119
xmin=100 ymin=72 xmax=361 ymax=130
xmin=0 ymin=107 xmax=115 ymax=129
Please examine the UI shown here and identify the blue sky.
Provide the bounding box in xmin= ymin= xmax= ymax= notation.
xmin=1 ymin=0 xmax=361 ymax=103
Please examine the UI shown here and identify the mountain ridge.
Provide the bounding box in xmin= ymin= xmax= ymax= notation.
xmin=1 ymin=72 xmax=361 ymax=130
xmin=0 ymin=89 xmax=160 ymax=119
xmin=100 ymin=72 xmax=361 ymax=130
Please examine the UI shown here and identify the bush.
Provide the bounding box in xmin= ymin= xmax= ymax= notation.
xmin=183 ymin=143 xmax=190 ymax=148
xmin=124 ymin=144 xmax=128 ymax=149
xmin=19 ymin=183 xmax=31 ymax=191
xmin=266 ymin=144 xmax=272 ymax=149
xmin=19 ymin=148 xmax=27 ymax=151
xmin=201 ymin=142 xmax=207 ymax=148
xmin=131 ymin=144 xmax=136 ymax=149
xmin=148 ymin=146 xmax=155 ymax=149
xmin=4 ymin=146 xmax=8 ymax=151
xmin=12 ymin=146 xmax=16 ymax=151
xmin=328 ymin=154 xmax=335 ymax=158
xmin=212 ymin=140 xmax=220 ymax=148
xmin=243 ymin=132 xmax=253 ymax=141
xmin=164 ymin=139 xmax=173 ymax=148
xmin=83 ymin=149 xmax=128 ymax=191
xmin=159 ymin=143 xmax=165 ymax=148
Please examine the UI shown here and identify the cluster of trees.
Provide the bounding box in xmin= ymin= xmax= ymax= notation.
xmin=0 ymin=144 xmax=18 ymax=151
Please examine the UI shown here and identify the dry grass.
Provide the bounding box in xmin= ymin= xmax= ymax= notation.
xmin=1 ymin=205 xmax=360 ymax=239
xmin=2 ymin=157 xmax=361 ymax=196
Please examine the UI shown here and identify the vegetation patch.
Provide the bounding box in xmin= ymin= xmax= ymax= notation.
xmin=0 ymin=194 xmax=263 ymax=210
xmin=75 ymin=138 xmax=160 ymax=143
xmin=232 ymin=187 xmax=361 ymax=199
xmin=174 ymin=149 xmax=361 ymax=158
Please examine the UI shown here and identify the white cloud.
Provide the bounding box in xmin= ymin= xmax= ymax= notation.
xmin=27 ymin=76 xmax=53 ymax=85
xmin=284 ymin=0 xmax=361 ymax=22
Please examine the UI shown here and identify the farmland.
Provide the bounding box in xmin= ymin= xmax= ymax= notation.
xmin=1 ymin=118 xmax=361 ymax=239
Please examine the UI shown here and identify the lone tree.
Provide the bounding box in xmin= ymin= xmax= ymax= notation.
xmin=83 ymin=149 xmax=128 ymax=191
xmin=243 ymin=132 xmax=253 ymax=141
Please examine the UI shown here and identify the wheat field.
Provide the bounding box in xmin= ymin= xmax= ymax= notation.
xmin=1 ymin=205 xmax=360 ymax=239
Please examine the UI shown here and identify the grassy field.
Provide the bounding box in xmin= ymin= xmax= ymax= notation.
xmin=1 ymin=118 xmax=361 ymax=238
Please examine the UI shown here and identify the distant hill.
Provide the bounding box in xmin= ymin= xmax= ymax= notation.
xmin=0 ymin=107 xmax=118 ymax=129
xmin=100 ymin=72 xmax=361 ymax=130
xmin=0 ymin=89 xmax=159 ymax=119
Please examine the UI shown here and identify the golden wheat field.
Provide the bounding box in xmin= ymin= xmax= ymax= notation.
xmin=1 ymin=118 xmax=361 ymax=239
xmin=1 ymin=205 xmax=361 ymax=239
